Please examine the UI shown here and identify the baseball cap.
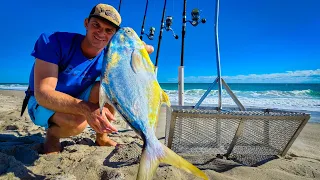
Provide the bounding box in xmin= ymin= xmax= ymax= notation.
xmin=89 ymin=3 xmax=122 ymax=30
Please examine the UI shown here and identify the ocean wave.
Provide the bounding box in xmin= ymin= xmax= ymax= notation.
xmin=164 ymin=89 xmax=320 ymax=112
xmin=164 ymin=89 xmax=320 ymax=98
xmin=168 ymin=95 xmax=320 ymax=112
xmin=0 ymin=84 xmax=319 ymax=112
xmin=0 ymin=84 xmax=28 ymax=91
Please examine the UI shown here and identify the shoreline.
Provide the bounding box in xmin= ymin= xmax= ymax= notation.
xmin=1 ymin=89 xmax=319 ymax=123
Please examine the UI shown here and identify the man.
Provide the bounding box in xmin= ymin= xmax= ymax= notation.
xmin=25 ymin=3 xmax=154 ymax=154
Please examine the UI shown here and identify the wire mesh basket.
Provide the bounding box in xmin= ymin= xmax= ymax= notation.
xmin=164 ymin=105 xmax=310 ymax=166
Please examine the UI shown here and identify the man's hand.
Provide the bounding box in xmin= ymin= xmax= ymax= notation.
xmin=142 ymin=41 xmax=154 ymax=54
xmin=84 ymin=103 xmax=118 ymax=134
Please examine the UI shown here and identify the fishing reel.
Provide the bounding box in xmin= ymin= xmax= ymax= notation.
xmin=187 ymin=8 xmax=206 ymax=26
xmin=141 ymin=27 xmax=156 ymax=40
xmin=164 ymin=16 xmax=179 ymax=39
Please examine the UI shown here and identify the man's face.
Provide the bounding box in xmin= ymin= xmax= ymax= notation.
xmin=85 ymin=17 xmax=117 ymax=49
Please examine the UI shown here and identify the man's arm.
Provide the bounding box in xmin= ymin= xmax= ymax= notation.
xmin=34 ymin=58 xmax=89 ymax=116
xmin=33 ymin=58 xmax=116 ymax=133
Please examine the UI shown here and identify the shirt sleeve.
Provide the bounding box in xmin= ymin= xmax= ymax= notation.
xmin=31 ymin=32 xmax=61 ymax=65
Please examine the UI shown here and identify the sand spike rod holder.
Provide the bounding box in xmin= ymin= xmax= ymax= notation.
xmin=179 ymin=0 xmax=206 ymax=106
xmin=193 ymin=0 xmax=244 ymax=110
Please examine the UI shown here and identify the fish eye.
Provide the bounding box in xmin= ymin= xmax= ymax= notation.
xmin=125 ymin=29 xmax=131 ymax=33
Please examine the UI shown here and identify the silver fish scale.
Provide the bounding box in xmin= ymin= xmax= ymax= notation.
xmin=101 ymin=27 xmax=160 ymax=136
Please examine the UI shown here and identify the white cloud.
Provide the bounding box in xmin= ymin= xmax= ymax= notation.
xmin=167 ymin=69 xmax=320 ymax=83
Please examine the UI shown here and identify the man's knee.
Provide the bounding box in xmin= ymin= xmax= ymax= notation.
xmin=69 ymin=119 xmax=87 ymax=135
xmin=50 ymin=113 xmax=88 ymax=136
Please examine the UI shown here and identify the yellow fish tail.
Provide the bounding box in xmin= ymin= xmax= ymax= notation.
xmin=160 ymin=144 xmax=209 ymax=180
xmin=137 ymin=143 xmax=208 ymax=180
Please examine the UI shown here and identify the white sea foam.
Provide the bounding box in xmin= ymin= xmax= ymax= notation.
xmin=165 ymin=89 xmax=320 ymax=112
xmin=0 ymin=84 xmax=318 ymax=112
xmin=0 ymin=84 xmax=28 ymax=91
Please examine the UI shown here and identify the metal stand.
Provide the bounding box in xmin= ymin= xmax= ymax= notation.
xmin=194 ymin=0 xmax=244 ymax=111
xmin=178 ymin=66 xmax=184 ymax=106
xmin=193 ymin=0 xmax=245 ymax=158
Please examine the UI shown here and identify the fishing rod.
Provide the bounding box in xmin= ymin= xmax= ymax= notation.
xmin=154 ymin=0 xmax=179 ymax=76
xmin=140 ymin=0 xmax=155 ymax=40
xmin=178 ymin=0 xmax=206 ymax=106
xmin=118 ymin=0 xmax=122 ymax=13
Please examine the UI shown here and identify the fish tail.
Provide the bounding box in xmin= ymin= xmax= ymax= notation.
xmin=137 ymin=142 xmax=208 ymax=180
xmin=137 ymin=143 xmax=160 ymax=180
xmin=160 ymin=144 xmax=209 ymax=180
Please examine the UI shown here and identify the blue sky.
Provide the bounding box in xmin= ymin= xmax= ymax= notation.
xmin=0 ymin=0 xmax=319 ymax=83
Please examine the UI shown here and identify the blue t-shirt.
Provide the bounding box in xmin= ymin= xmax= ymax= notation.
xmin=28 ymin=31 xmax=105 ymax=97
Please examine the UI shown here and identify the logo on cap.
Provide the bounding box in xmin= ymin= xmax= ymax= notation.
xmin=105 ymin=10 xmax=120 ymax=24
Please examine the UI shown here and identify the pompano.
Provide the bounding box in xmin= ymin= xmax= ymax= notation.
xmin=99 ymin=27 xmax=208 ymax=180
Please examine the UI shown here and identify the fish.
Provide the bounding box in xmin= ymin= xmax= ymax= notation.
xmin=99 ymin=27 xmax=209 ymax=180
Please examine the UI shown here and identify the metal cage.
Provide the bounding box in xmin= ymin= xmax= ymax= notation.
xmin=164 ymin=105 xmax=310 ymax=166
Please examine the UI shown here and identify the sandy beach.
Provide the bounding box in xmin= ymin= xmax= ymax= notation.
xmin=0 ymin=90 xmax=320 ymax=180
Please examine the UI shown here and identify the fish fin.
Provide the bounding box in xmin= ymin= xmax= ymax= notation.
xmin=131 ymin=49 xmax=142 ymax=73
xmin=153 ymin=90 xmax=170 ymax=131
xmin=139 ymin=48 xmax=155 ymax=72
xmin=131 ymin=48 xmax=154 ymax=73
xmin=161 ymin=90 xmax=171 ymax=107
xmin=99 ymin=84 xmax=112 ymax=115
xmin=99 ymin=84 xmax=107 ymax=114
xmin=137 ymin=142 xmax=208 ymax=180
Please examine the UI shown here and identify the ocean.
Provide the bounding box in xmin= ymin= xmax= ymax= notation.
xmin=1 ymin=83 xmax=319 ymax=123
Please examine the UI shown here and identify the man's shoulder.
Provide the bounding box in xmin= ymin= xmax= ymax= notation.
xmin=39 ymin=31 xmax=84 ymax=44
xmin=32 ymin=32 xmax=85 ymax=64
xmin=52 ymin=32 xmax=84 ymax=42
xmin=53 ymin=31 xmax=84 ymax=38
